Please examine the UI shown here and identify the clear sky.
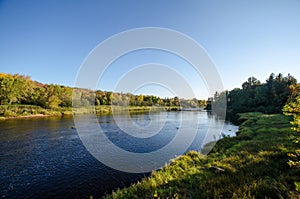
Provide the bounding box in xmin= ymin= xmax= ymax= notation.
xmin=1 ymin=0 xmax=300 ymax=99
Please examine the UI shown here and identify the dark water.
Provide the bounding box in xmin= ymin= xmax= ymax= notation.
xmin=0 ymin=111 xmax=237 ymax=198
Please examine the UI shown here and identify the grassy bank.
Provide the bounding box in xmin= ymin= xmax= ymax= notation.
xmin=0 ymin=105 xmax=68 ymax=119
xmin=0 ymin=105 xmax=180 ymax=119
xmin=105 ymin=113 xmax=300 ymax=199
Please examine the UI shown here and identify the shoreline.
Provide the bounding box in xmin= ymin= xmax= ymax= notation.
xmin=0 ymin=105 xmax=190 ymax=120
xmin=0 ymin=113 xmax=59 ymax=120
xmin=0 ymin=113 xmax=71 ymax=120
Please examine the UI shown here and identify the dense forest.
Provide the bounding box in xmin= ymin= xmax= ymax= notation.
xmin=208 ymin=73 xmax=298 ymax=123
xmin=1 ymin=72 xmax=297 ymax=115
xmin=0 ymin=73 xmax=206 ymax=111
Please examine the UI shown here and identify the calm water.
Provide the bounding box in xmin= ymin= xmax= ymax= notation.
xmin=0 ymin=111 xmax=237 ymax=198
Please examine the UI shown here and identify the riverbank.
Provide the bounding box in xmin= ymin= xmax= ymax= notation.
xmin=0 ymin=105 xmax=181 ymax=119
xmin=105 ymin=112 xmax=300 ymax=198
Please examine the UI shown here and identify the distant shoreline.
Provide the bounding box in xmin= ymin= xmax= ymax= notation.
xmin=1 ymin=113 xmax=55 ymax=120
xmin=0 ymin=105 xmax=193 ymax=120
xmin=0 ymin=113 xmax=67 ymax=120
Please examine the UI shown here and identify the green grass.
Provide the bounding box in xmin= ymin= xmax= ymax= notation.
xmin=104 ymin=113 xmax=300 ymax=199
xmin=0 ymin=105 xmax=181 ymax=119
xmin=0 ymin=105 xmax=74 ymax=118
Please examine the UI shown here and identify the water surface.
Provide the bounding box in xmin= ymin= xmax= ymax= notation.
xmin=0 ymin=111 xmax=237 ymax=198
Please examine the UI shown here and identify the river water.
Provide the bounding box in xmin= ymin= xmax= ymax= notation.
xmin=0 ymin=111 xmax=237 ymax=198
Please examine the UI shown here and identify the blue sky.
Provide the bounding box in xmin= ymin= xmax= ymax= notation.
xmin=0 ymin=0 xmax=300 ymax=99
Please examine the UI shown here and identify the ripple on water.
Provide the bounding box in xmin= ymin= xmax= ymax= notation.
xmin=0 ymin=112 xmax=238 ymax=198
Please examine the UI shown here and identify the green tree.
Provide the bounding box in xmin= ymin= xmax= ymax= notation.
xmin=0 ymin=74 xmax=15 ymax=104
xmin=226 ymin=73 xmax=297 ymax=122
xmin=47 ymin=95 xmax=62 ymax=109
xmin=59 ymin=86 xmax=72 ymax=107
xmin=283 ymin=83 xmax=300 ymax=168
xmin=0 ymin=73 xmax=35 ymax=105
xmin=106 ymin=92 xmax=113 ymax=105
xmin=137 ymin=94 xmax=144 ymax=106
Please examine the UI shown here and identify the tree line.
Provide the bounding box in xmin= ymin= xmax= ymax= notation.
xmin=0 ymin=73 xmax=206 ymax=109
xmin=207 ymin=73 xmax=298 ymax=122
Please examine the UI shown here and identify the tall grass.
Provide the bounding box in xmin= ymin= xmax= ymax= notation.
xmin=0 ymin=105 xmax=45 ymax=117
xmin=0 ymin=104 xmax=73 ymax=118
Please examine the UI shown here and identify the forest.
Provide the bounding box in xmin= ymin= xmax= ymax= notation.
xmin=208 ymin=73 xmax=298 ymax=123
xmin=0 ymin=73 xmax=206 ymax=117
xmin=1 ymin=72 xmax=297 ymax=119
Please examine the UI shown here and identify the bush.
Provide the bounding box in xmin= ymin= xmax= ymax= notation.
xmin=4 ymin=109 xmax=17 ymax=117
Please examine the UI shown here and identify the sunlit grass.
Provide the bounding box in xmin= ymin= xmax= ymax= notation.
xmin=0 ymin=105 xmax=180 ymax=119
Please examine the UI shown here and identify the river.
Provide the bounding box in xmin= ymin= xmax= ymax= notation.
xmin=0 ymin=111 xmax=238 ymax=198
